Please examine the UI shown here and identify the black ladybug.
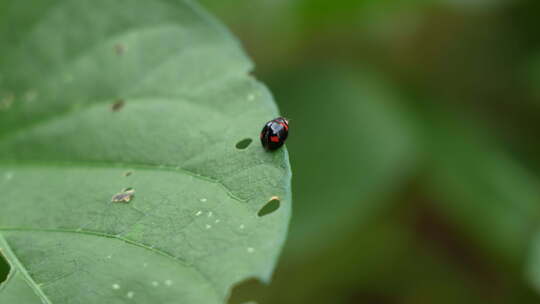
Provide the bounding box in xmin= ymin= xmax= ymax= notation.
xmin=260 ymin=117 xmax=289 ymax=150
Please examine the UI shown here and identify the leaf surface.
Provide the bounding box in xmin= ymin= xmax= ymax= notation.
xmin=0 ymin=1 xmax=291 ymax=303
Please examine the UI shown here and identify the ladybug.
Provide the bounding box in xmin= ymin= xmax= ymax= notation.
xmin=260 ymin=117 xmax=289 ymax=150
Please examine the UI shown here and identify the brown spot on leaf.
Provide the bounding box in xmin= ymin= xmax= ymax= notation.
xmin=114 ymin=43 xmax=126 ymax=55
xmin=0 ymin=94 xmax=14 ymax=111
xmin=111 ymin=99 xmax=125 ymax=112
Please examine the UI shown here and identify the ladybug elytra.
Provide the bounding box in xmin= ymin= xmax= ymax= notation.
xmin=260 ymin=117 xmax=289 ymax=150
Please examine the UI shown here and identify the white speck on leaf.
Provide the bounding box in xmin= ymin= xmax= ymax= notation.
xmin=24 ymin=90 xmax=38 ymax=102
xmin=214 ymin=219 xmax=220 ymax=224
xmin=164 ymin=280 xmax=173 ymax=286
xmin=200 ymin=198 xmax=207 ymax=202
xmin=151 ymin=281 xmax=159 ymax=287
xmin=207 ymin=211 xmax=213 ymax=217
xmin=112 ymin=283 xmax=120 ymax=290
xmin=247 ymin=93 xmax=255 ymax=101
xmin=205 ymin=224 xmax=212 ymax=229
xmin=4 ymin=172 xmax=13 ymax=180
xmin=247 ymin=247 xmax=255 ymax=253
xmin=239 ymin=224 xmax=245 ymax=230
xmin=195 ymin=210 xmax=203 ymax=216
xmin=127 ymin=291 xmax=134 ymax=298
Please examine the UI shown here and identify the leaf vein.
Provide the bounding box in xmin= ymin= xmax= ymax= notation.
xmin=0 ymin=228 xmax=223 ymax=301
xmin=0 ymin=157 xmax=246 ymax=203
xmin=0 ymin=234 xmax=53 ymax=304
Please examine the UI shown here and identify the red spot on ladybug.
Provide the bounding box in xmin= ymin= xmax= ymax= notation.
xmin=260 ymin=117 xmax=289 ymax=151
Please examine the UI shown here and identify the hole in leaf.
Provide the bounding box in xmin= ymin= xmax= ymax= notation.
xmin=0 ymin=250 xmax=10 ymax=284
xmin=236 ymin=138 xmax=253 ymax=150
xmin=111 ymin=99 xmax=125 ymax=112
xmin=258 ymin=197 xmax=280 ymax=217
xmin=227 ymin=277 xmax=264 ymax=304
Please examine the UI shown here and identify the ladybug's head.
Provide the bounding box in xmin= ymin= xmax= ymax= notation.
xmin=276 ymin=117 xmax=289 ymax=126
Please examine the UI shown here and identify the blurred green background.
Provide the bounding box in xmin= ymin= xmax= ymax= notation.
xmin=197 ymin=0 xmax=540 ymax=303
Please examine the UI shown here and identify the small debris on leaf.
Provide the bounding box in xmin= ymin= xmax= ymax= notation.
xmin=112 ymin=188 xmax=135 ymax=203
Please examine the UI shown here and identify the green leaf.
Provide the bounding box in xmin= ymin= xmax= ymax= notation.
xmin=0 ymin=1 xmax=291 ymax=303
